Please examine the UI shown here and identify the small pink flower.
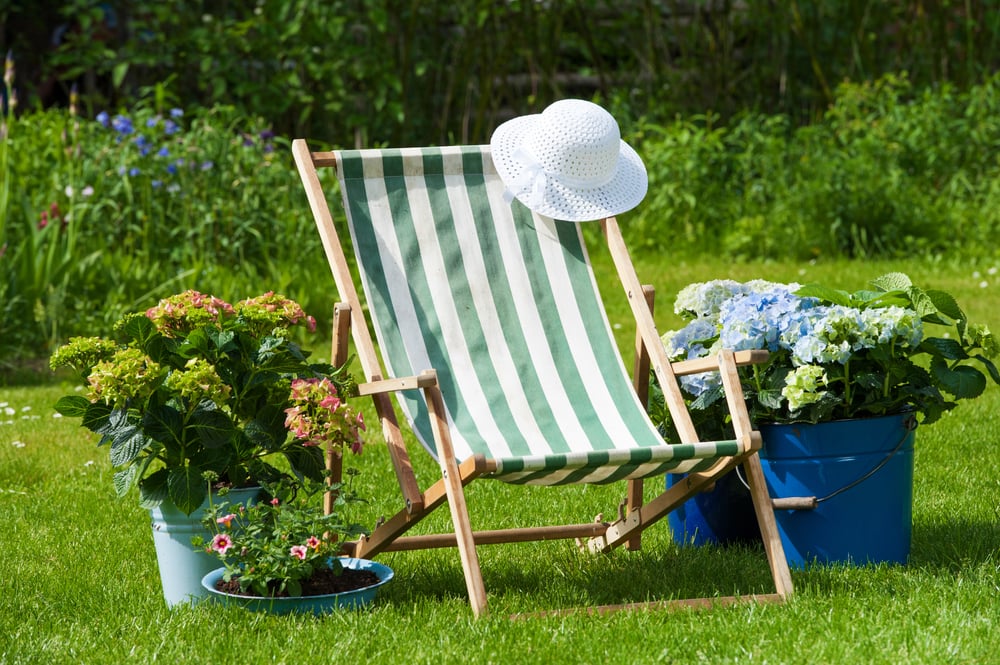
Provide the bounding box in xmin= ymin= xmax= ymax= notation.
xmin=270 ymin=498 xmax=280 ymax=506
xmin=211 ymin=533 xmax=233 ymax=555
xmin=216 ymin=513 xmax=237 ymax=528
xmin=306 ymin=536 xmax=321 ymax=550
xmin=356 ymin=411 xmax=366 ymax=432
xmin=289 ymin=545 xmax=307 ymax=560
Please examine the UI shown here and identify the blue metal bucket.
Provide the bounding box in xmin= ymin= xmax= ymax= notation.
xmin=668 ymin=412 xmax=916 ymax=566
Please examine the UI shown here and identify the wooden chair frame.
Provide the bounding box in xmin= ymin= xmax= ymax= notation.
xmin=292 ymin=139 xmax=793 ymax=618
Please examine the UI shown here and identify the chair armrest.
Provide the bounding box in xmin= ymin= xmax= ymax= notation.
xmin=671 ymin=349 xmax=769 ymax=376
xmin=356 ymin=369 xmax=438 ymax=396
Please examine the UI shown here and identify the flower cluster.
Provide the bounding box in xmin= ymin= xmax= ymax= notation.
xmin=238 ymin=291 xmax=317 ymax=335
xmin=285 ymin=378 xmax=366 ymax=453
xmin=145 ymin=290 xmax=235 ymax=335
xmin=655 ymin=273 xmax=998 ymax=432
xmin=196 ymin=477 xmax=368 ymax=598
xmin=51 ymin=290 xmax=361 ymax=515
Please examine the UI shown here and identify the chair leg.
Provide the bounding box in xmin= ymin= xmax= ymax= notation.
xmin=743 ymin=453 xmax=794 ymax=598
xmin=423 ymin=381 xmax=489 ymax=617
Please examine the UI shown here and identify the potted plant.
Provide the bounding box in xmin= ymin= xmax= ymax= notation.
xmin=655 ymin=273 xmax=999 ymax=564
xmin=49 ymin=289 xmax=365 ymax=604
xmin=196 ymin=473 xmax=392 ymax=615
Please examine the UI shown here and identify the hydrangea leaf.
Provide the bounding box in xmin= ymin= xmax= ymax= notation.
xmin=191 ymin=403 xmax=237 ymax=449
xmin=871 ymin=272 xmax=912 ymax=292
xmin=54 ymin=394 xmax=90 ymax=418
xmin=920 ymin=336 xmax=968 ymax=361
xmin=110 ymin=427 xmax=148 ymax=467
xmin=932 ymin=363 xmax=986 ymax=400
xmin=113 ymin=465 xmax=138 ymax=497
xmin=168 ymin=466 xmax=208 ymax=516
xmin=80 ymin=400 xmax=113 ymax=434
xmin=141 ymin=403 xmax=184 ymax=446
xmin=284 ymin=444 xmax=326 ymax=482
xmin=795 ymin=284 xmax=851 ymax=306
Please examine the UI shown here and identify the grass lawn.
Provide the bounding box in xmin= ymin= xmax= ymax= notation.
xmin=2 ymin=255 xmax=999 ymax=664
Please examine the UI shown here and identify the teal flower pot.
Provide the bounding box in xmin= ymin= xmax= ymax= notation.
xmin=149 ymin=486 xmax=260 ymax=607
xmin=201 ymin=558 xmax=394 ymax=614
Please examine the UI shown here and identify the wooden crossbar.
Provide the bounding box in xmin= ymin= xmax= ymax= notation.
xmin=371 ymin=522 xmax=609 ymax=552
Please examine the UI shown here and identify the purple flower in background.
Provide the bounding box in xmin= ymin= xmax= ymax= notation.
xmin=157 ymin=146 xmax=170 ymax=158
xmin=111 ymin=114 xmax=133 ymax=134
xmin=200 ymin=161 xmax=214 ymax=171
xmin=96 ymin=111 xmax=110 ymax=128
xmin=169 ymin=108 xmax=183 ymax=118
xmin=163 ymin=119 xmax=180 ymax=135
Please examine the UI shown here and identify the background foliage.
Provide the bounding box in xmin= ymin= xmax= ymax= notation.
xmin=4 ymin=1 xmax=999 ymax=146
xmin=3 ymin=1 xmax=1000 ymax=365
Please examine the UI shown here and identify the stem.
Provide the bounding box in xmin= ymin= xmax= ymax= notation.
xmin=842 ymin=360 xmax=852 ymax=412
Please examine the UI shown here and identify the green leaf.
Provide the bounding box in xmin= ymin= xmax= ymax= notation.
xmin=871 ymin=272 xmax=912 ymax=292
xmin=756 ymin=387 xmax=785 ymax=410
xmin=111 ymin=61 xmax=129 ymax=88
xmin=141 ymin=403 xmax=184 ymax=445
xmin=243 ymin=404 xmax=290 ymax=451
xmin=932 ymin=364 xmax=987 ymax=400
xmin=110 ymin=428 xmax=148 ymax=467
xmin=925 ymin=289 xmax=964 ymax=321
xmin=794 ymin=284 xmax=851 ymax=306
xmin=139 ymin=469 xmax=170 ymax=508
xmin=167 ymin=467 xmax=208 ymax=515
xmin=81 ymin=401 xmax=114 ymax=434
xmin=113 ymin=466 xmax=138 ymax=497
xmin=190 ymin=403 xmax=236 ymax=449
xmin=907 ymin=287 xmax=939 ymax=319
xmin=284 ymin=444 xmax=326 ymax=482
xmin=920 ymin=337 xmax=968 ymax=361
xmin=54 ymin=395 xmax=91 ymax=418
xmin=970 ymin=354 xmax=1000 ymax=386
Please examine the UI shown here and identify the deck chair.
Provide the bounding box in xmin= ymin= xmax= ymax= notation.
xmin=292 ymin=141 xmax=793 ymax=617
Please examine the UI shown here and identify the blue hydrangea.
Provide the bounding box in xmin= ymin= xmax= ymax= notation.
xmin=718 ymin=286 xmax=815 ymax=352
xmin=661 ymin=317 xmax=718 ymax=361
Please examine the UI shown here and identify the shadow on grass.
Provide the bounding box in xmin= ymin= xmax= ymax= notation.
xmin=909 ymin=516 xmax=1000 ymax=571
xmin=374 ymin=537 xmax=780 ymax=614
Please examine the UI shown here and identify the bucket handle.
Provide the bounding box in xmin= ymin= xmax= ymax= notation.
xmin=738 ymin=414 xmax=917 ymax=511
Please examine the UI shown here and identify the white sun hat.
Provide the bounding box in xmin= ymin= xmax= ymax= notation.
xmin=489 ymin=98 xmax=648 ymax=222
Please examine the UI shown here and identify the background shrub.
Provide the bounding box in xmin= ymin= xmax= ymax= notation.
xmin=631 ymin=74 xmax=1000 ymax=260
xmin=4 ymin=1 xmax=1000 ymax=146
xmin=0 ymin=92 xmax=328 ymax=363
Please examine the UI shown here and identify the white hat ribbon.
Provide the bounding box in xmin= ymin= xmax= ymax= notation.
xmin=502 ymin=145 xmax=547 ymax=209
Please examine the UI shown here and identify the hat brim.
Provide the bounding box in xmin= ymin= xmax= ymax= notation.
xmin=489 ymin=113 xmax=648 ymax=223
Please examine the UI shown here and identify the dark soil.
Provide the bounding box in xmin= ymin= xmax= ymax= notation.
xmin=215 ymin=567 xmax=381 ymax=597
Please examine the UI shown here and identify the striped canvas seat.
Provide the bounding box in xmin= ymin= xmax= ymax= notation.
xmin=335 ymin=146 xmax=741 ymax=485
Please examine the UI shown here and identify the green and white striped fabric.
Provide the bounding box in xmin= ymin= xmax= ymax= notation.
xmin=336 ymin=146 xmax=739 ymax=485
